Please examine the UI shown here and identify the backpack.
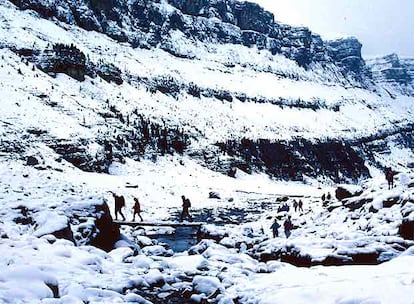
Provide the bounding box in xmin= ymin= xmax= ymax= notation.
xmin=133 ymin=201 xmax=140 ymax=211
xmin=119 ymin=196 xmax=125 ymax=207
xmin=184 ymin=198 xmax=191 ymax=208
xmin=271 ymin=222 xmax=280 ymax=230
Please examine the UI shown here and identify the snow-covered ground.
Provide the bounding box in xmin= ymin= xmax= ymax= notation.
xmin=1 ymin=152 xmax=414 ymax=303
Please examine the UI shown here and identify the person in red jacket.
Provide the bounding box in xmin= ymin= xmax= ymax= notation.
xmin=284 ymin=216 xmax=294 ymax=238
xmin=385 ymin=167 xmax=395 ymax=189
xmin=132 ymin=197 xmax=143 ymax=222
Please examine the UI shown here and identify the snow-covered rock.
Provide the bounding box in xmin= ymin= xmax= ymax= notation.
xmin=192 ymin=275 xmax=223 ymax=296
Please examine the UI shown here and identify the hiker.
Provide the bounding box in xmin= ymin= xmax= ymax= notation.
xmin=293 ymin=200 xmax=298 ymax=212
xmin=104 ymin=140 xmax=113 ymax=160
xmin=180 ymin=195 xmax=193 ymax=222
xmin=196 ymin=227 xmax=202 ymax=243
xmin=132 ymin=197 xmax=143 ymax=222
xmin=270 ymin=219 xmax=280 ymax=238
xmin=386 ymin=167 xmax=394 ymax=190
xmin=321 ymin=193 xmax=326 ymax=202
xmin=326 ymin=192 xmax=331 ymax=201
xmin=284 ymin=216 xmax=294 ymax=238
xmin=298 ymin=200 xmax=303 ymax=212
xmin=111 ymin=192 xmax=126 ymax=221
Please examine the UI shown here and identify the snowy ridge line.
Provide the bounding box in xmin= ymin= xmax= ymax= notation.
xmin=5 ymin=0 xmax=372 ymax=87
xmin=347 ymin=122 xmax=414 ymax=146
xmin=0 ymin=1 xmax=399 ymax=104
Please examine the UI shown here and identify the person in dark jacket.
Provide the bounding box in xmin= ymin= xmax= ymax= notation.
xmin=132 ymin=197 xmax=143 ymax=222
xmin=293 ymin=200 xmax=298 ymax=212
xmin=386 ymin=167 xmax=394 ymax=189
xmin=112 ymin=192 xmax=126 ymax=221
xmin=104 ymin=140 xmax=113 ymax=161
xmin=298 ymin=200 xmax=304 ymax=212
xmin=270 ymin=219 xmax=281 ymax=238
xmin=284 ymin=216 xmax=293 ymax=238
xmin=180 ymin=195 xmax=193 ymax=222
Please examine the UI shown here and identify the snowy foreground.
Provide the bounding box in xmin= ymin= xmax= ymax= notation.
xmin=1 ymin=153 xmax=414 ymax=304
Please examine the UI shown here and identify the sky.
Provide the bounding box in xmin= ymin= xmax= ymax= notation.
xmin=252 ymin=0 xmax=414 ymax=58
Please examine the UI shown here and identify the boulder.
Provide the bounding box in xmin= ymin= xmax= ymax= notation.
xmin=51 ymin=224 xmax=74 ymax=243
xmin=26 ymin=156 xmax=39 ymax=166
xmin=335 ymin=185 xmax=362 ymax=201
xmin=89 ymin=203 xmax=121 ymax=252
xmin=399 ymin=219 xmax=414 ymax=240
xmin=343 ymin=198 xmax=372 ymax=211
xmin=192 ymin=275 xmax=222 ymax=296
xmin=144 ymin=269 xmax=165 ymax=288
xmin=383 ymin=197 xmax=399 ymax=208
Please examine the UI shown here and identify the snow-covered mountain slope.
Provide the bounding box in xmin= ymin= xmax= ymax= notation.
xmin=1 ymin=0 xmax=414 ymax=183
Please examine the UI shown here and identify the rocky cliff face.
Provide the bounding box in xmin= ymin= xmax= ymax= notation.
xmin=367 ymin=54 xmax=414 ymax=96
xmin=327 ymin=37 xmax=366 ymax=76
xmin=9 ymin=0 xmax=366 ymax=77
xmin=401 ymin=58 xmax=414 ymax=81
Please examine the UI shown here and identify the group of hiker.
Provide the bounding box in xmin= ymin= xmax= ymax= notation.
xmin=110 ymin=192 xmax=193 ymax=222
xmin=110 ymin=167 xmax=397 ymax=240
xmin=321 ymin=192 xmax=331 ymax=202
xmin=270 ymin=216 xmax=294 ymax=238
xmin=277 ymin=200 xmax=304 ymax=213
xmin=112 ymin=190 xmax=296 ymax=239
xmin=272 ymin=198 xmax=303 ymax=238
xmin=111 ymin=192 xmax=143 ymax=222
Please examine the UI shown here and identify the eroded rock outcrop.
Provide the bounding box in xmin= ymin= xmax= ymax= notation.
xmin=68 ymin=198 xmax=121 ymax=252
xmin=367 ymin=54 xmax=414 ymax=96
xmin=327 ymin=37 xmax=365 ymax=75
